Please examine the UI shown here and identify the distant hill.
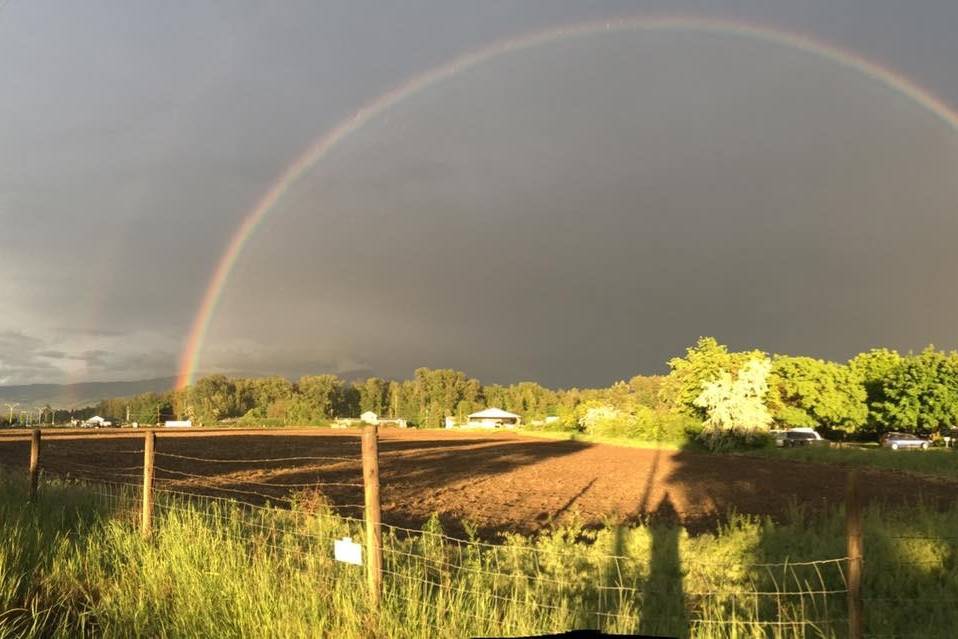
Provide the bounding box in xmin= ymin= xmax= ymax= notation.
xmin=0 ymin=377 xmax=178 ymax=409
xmin=0 ymin=367 xmax=380 ymax=411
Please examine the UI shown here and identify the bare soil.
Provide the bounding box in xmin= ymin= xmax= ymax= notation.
xmin=1 ymin=428 xmax=955 ymax=537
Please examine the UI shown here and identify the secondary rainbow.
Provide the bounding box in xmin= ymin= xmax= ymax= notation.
xmin=176 ymin=15 xmax=958 ymax=389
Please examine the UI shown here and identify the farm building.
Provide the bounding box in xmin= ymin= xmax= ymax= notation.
xmin=360 ymin=411 xmax=379 ymax=425
xmin=82 ymin=416 xmax=112 ymax=427
xmin=466 ymin=408 xmax=521 ymax=429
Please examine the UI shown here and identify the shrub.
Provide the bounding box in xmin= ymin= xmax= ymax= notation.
xmin=577 ymin=403 xmax=701 ymax=445
xmin=579 ymin=404 xmax=629 ymax=437
xmin=521 ymin=418 xmax=578 ymax=433
xmin=697 ymin=426 xmax=773 ymax=452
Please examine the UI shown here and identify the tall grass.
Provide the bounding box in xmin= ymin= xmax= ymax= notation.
xmin=1 ymin=471 xmax=956 ymax=638
xmin=748 ymin=445 xmax=958 ymax=481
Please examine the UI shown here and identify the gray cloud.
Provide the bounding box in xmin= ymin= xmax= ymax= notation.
xmin=1 ymin=1 xmax=957 ymax=387
xmin=0 ymin=329 xmax=179 ymax=385
xmin=0 ymin=332 xmax=67 ymax=384
xmin=36 ymin=350 xmax=68 ymax=360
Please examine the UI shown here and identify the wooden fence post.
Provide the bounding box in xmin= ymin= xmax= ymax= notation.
xmin=141 ymin=430 xmax=156 ymax=537
xmin=846 ymin=470 xmax=864 ymax=639
xmin=362 ymin=424 xmax=383 ymax=610
xmin=28 ymin=429 xmax=41 ymax=502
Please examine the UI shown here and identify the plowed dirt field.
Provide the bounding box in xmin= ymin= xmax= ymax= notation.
xmin=1 ymin=428 xmax=954 ymax=537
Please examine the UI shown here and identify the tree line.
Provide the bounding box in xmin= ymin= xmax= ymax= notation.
xmin=72 ymin=338 xmax=958 ymax=438
xmin=664 ymin=338 xmax=958 ymax=440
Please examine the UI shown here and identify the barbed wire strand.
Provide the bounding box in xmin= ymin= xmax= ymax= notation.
xmin=153 ymin=451 xmax=360 ymax=464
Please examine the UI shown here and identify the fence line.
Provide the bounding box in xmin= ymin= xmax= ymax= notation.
xmin=8 ymin=427 xmax=958 ymax=638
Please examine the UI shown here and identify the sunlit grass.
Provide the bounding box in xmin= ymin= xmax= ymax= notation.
xmin=1 ymin=471 xmax=956 ymax=638
xmin=747 ymin=444 xmax=958 ymax=481
xmin=516 ymin=429 xmax=685 ymax=451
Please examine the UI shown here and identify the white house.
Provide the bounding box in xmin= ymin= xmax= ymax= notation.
xmin=360 ymin=411 xmax=379 ymax=425
xmin=466 ymin=408 xmax=521 ymax=429
xmin=83 ymin=416 xmax=112 ymax=428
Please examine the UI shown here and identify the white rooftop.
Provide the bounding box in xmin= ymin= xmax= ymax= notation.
xmin=468 ymin=407 xmax=520 ymax=420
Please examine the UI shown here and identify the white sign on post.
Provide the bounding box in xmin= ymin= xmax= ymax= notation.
xmin=334 ymin=537 xmax=363 ymax=565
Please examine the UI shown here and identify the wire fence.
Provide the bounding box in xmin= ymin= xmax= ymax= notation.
xmin=2 ymin=426 xmax=958 ymax=638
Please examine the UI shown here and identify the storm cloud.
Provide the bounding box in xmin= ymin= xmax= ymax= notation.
xmin=1 ymin=1 xmax=957 ymax=386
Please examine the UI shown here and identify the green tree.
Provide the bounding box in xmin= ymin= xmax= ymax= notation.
xmin=411 ymin=368 xmax=482 ymax=428
xmin=500 ymin=382 xmax=557 ymax=420
xmin=769 ymin=356 xmax=867 ymax=431
xmin=297 ymin=374 xmax=346 ymax=420
xmin=390 ymin=379 xmax=421 ymax=423
xmin=628 ymin=375 xmax=665 ymax=409
xmin=663 ymin=337 xmax=765 ymax=417
xmin=848 ymin=348 xmax=902 ymax=428
xmin=874 ymin=348 xmax=958 ymax=432
xmin=239 ymin=376 xmax=294 ymax=418
xmin=385 ymin=381 xmax=402 ymax=418
xmin=128 ymin=392 xmax=173 ymax=424
xmin=357 ymin=378 xmax=389 ymax=416
xmin=482 ymin=384 xmax=508 ymax=411
xmin=188 ymin=375 xmax=238 ymax=423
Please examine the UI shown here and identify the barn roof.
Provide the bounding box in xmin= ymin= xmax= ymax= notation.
xmin=468 ymin=407 xmax=520 ymax=420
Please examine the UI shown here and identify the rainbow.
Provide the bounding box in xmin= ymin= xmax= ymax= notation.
xmin=176 ymin=15 xmax=958 ymax=389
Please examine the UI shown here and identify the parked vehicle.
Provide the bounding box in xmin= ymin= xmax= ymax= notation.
xmin=782 ymin=430 xmax=829 ymax=448
xmin=880 ymin=432 xmax=930 ymax=450
xmin=773 ymin=428 xmax=826 ymax=447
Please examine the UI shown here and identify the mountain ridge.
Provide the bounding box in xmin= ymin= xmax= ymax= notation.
xmin=0 ymin=368 xmax=377 ymax=409
xmin=0 ymin=377 xmax=179 ymax=409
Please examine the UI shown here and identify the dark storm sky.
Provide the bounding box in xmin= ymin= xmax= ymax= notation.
xmin=1 ymin=1 xmax=957 ymax=387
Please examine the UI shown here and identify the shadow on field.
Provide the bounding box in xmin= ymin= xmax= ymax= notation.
xmin=639 ymin=494 xmax=687 ymax=638
xmin=596 ymin=445 xmax=689 ymax=637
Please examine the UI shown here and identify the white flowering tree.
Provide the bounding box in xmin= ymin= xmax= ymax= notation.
xmin=693 ymin=358 xmax=773 ymax=447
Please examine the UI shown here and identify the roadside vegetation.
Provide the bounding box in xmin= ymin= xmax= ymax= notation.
xmin=513 ymin=429 xmax=687 ymax=451
xmin=2 ymin=471 xmax=957 ymax=639
xmin=748 ymin=444 xmax=958 ymax=482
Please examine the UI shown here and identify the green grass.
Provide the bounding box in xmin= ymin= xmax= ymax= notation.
xmin=516 ymin=428 xmax=685 ymax=451
xmin=1 ymin=472 xmax=957 ymax=638
xmin=747 ymin=444 xmax=958 ymax=482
